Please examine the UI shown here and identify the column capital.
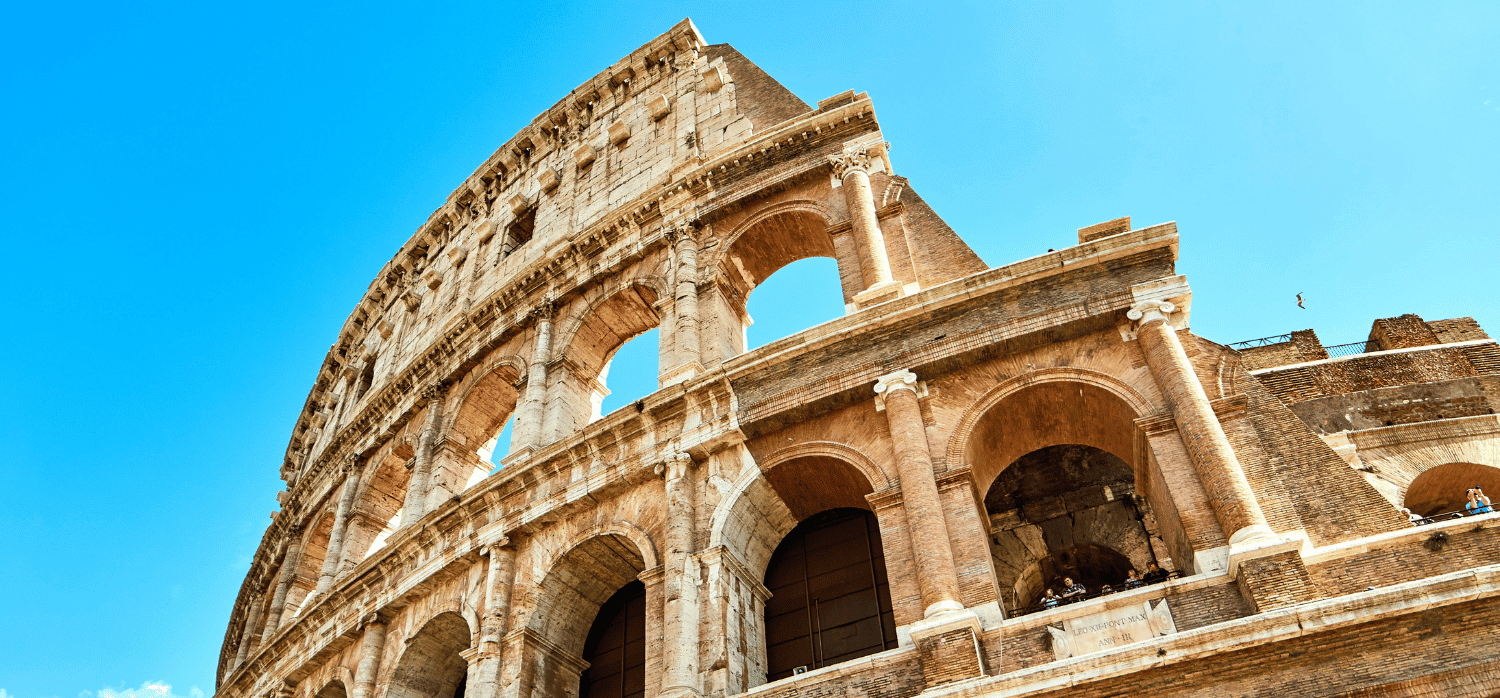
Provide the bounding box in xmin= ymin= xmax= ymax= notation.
xmin=528 ymin=300 xmax=557 ymax=321
xmin=654 ymin=451 xmax=694 ymax=480
xmin=420 ymin=382 xmax=448 ymax=402
xmin=828 ymin=147 xmax=874 ymax=180
xmin=1127 ymin=300 xmax=1177 ymax=327
xmin=663 ymin=219 xmax=699 ymax=247
xmin=874 ymin=369 xmax=923 ymax=411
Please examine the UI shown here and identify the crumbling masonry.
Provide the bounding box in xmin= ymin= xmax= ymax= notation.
xmin=218 ymin=19 xmax=1500 ymax=698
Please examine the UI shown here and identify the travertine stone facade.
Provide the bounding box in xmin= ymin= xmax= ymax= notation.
xmin=218 ymin=19 xmax=1500 ymax=698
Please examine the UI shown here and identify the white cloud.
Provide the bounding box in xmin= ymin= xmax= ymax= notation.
xmin=88 ymin=682 xmax=202 ymax=698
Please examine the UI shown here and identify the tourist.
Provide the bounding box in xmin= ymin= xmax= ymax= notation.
xmin=1124 ymin=569 xmax=1143 ymax=589
xmin=1143 ymin=562 xmax=1169 ymax=584
xmin=1061 ymin=577 xmax=1087 ymax=600
xmin=1466 ymin=487 xmax=1493 ymax=515
xmin=1042 ymin=589 xmax=1061 ymax=608
xmin=1401 ymin=507 xmax=1425 ymax=525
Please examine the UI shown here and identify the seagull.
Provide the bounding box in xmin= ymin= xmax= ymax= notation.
xmin=1296 ymin=293 xmax=1306 ymax=309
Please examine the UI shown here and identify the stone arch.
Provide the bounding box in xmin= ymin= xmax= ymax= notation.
xmin=1403 ymin=462 xmax=1500 ymax=517
xmin=759 ymin=441 xmax=894 ymax=491
xmin=544 ymin=277 xmax=667 ymax=436
xmin=528 ymin=531 xmax=653 ymax=660
xmin=550 ymin=274 xmax=670 ymax=360
xmin=311 ymin=676 xmax=348 ymax=698
xmin=340 ymin=443 xmax=417 ymax=567
xmin=711 ymin=443 xmax=885 ymax=580
xmin=443 ymin=353 xmax=527 ymax=483
xmin=944 ymin=367 xmax=1159 ymax=493
xmin=386 ymin=611 xmax=472 ymax=698
xmin=285 ymin=508 xmax=337 ymax=618
xmin=946 ymin=368 xmax=1184 ymax=611
xmin=536 ymin=520 xmax=660 ymax=579
xmin=446 ymin=354 xmax=527 ymax=442
xmin=715 ymin=199 xmax=840 ymax=278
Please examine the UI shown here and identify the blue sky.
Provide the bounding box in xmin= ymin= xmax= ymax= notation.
xmin=2 ymin=1 xmax=1496 ymax=696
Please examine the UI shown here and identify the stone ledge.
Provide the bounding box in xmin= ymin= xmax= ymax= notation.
xmin=922 ymin=564 xmax=1500 ymax=698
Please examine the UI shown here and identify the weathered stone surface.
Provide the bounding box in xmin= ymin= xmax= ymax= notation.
xmin=217 ymin=18 xmax=1500 ymax=698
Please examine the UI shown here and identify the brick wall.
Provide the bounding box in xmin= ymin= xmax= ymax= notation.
xmin=916 ymin=628 xmax=985 ymax=687
xmin=982 ymin=580 xmax=1252 ymax=674
xmin=748 ymin=652 xmax=924 ymax=698
xmin=1236 ymin=549 xmax=1316 ymax=612
xmin=703 ymin=44 xmax=811 ymax=133
xmin=1238 ymin=362 xmax=1406 ymax=545
xmin=1430 ymin=317 xmax=1490 ymax=344
xmin=1307 ymin=522 xmax=1500 ymax=597
xmin=1017 ymin=594 xmax=1500 ymax=698
xmin=1369 ymin=314 xmax=1441 ymax=350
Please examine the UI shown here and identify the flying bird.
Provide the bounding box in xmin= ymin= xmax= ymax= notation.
xmin=1296 ymin=293 xmax=1306 ymax=309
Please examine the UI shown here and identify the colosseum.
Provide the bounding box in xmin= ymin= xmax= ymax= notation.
xmin=217 ymin=19 xmax=1500 ymax=698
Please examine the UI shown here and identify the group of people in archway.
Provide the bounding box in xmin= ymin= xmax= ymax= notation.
xmin=1403 ymin=485 xmax=1495 ymax=526
xmin=1036 ymin=562 xmax=1173 ymax=612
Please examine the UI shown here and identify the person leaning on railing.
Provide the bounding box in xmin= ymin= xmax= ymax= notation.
xmin=1061 ymin=577 xmax=1087 ymax=601
xmin=1402 ymin=507 xmax=1425 ymax=526
xmin=1142 ymin=562 xmax=1169 ymax=584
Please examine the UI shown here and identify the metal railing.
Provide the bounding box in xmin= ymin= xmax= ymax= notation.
xmin=1413 ymin=507 xmax=1496 ymax=525
xmin=1323 ymin=341 xmax=1377 ymax=359
xmin=1009 ymin=571 xmax=1184 ymax=618
xmin=1227 ymin=334 xmax=1293 ymax=350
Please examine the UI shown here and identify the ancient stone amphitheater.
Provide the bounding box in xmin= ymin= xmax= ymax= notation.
xmin=218 ymin=19 xmax=1500 ymax=698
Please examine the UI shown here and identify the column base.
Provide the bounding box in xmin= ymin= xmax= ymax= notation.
xmin=853 ymin=280 xmax=903 ymax=307
xmin=907 ymin=608 xmax=987 ymax=688
xmin=1228 ymin=529 xmax=1310 ymax=579
xmin=660 ymin=361 xmax=703 ymax=387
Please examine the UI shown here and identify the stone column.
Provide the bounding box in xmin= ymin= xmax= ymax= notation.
xmin=350 ymin=614 xmax=388 ymax=698
xmin=665 ymin=224 xmax=702 ymax=383
xmin=337 ymin=511 xmax=383 ymax=574
xmin=466 ymin=538 xmax=517 ymax=698
xmin=260 ymin=535 xmax=303 ymax=644
xmin=660 ymin=452 xmax=700 ymax=698
xmin=1128 ymin=300 xmax=1273 ymax=545
xmin=874 ymin=369 xmax=963 ymax=618
xmin=317 ymin=460 xmax=361 ymax=594
xmin=830 ymin=149 xmax=897 ymax=298
xmin=231 ymin=592 xmax=263 ymax=668
xmin=402 ymin=383 xmax=447 ymax=523
xmin=510 ymin=303 xmax=555 ymax=455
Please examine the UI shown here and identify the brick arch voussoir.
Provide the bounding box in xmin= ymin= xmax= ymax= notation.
xmin=758 ymin=440 xmax=893 ymax=491
xmin=443 ymin=353 xmax=527 ymax=441
xmin=944 ymin=367 xmax=1162 ymax=489
xmin=705 ymin=200 xmax=837 ymax=282
xmin=550 ymin=274 xmax=670 ymax=360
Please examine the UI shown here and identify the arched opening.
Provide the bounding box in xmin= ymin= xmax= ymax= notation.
xmin=1404 ymin=462 xmax=1500 ymax=517
xmin=764 ymin=508 xmax=895 ymax=682
xmin=984 ymin=444 xmax=1157 ymax=611
xmin=714 ymin=208 xmax=853 ymax=359
xmin=966 ymin=381 xmax=1175 ymax=614
xmin=286 ymin=510 xmax=336 ymax=617
xmin=549 ymin=284 xmax=661 ymax=438
xmin=386 ymin=612 xmax=471 ymax=698
xmin=744 ymin=258 xmax=844 ymax=350
xmin=597 ymin=328 xmax=660 ymax=418
xmin=526 ymin=533 xmax=651 ymax=698
xmin=742 ymin=453 xmax=897 ymax=683
xmin=342 ymin=447 xmax=414 ymax=565
xmin=449 ymin=361 xmax=522 ymax=479
xmin=313 ymin=680 xmax=347 ymax=698
xmin=578 ymin=580 xmax=647 ymax=698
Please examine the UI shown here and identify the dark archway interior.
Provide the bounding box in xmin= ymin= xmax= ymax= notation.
xmin=579 ymin=580 xmax=646 ymax=698
xmin=763 ymin=508 xmax=895 ymax=682
xmin=1405 ymin=462 xmax=1500 ymax=517
xmin=984 ymin=444 xmax=1159 ymax=610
